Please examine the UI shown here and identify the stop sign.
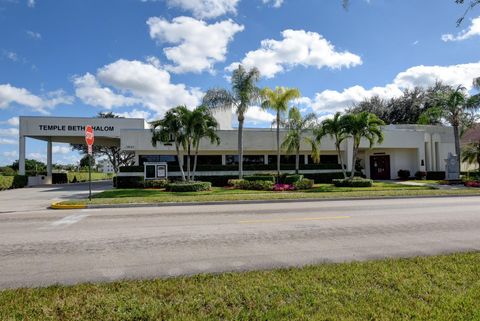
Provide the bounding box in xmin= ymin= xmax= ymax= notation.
xmin=85 ymin=125 xmax=94 ymax=146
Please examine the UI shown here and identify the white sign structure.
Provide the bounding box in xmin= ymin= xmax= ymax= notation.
xmin=144 ymin=162 xmax=168 ymax=180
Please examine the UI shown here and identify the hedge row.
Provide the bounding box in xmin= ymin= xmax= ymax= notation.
xmin=67 ymin=172 xmax=113 ymax=183
xmin=166 ymin=181 xmax=211 ymax=192
xmin=333 ymin=177 xmax=373 ymax=187
xmin=119 ymin=163 xmax=342 ymax=173
xmin=0 ymin=175 xmax=28 ymax=190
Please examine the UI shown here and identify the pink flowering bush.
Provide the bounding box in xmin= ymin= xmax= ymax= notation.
xmin=465 ymin=181 xmax=480 ymax=188
xmin=273 ymin=183 xmax=295 ymax=192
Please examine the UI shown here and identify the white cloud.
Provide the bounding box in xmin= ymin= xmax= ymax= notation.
xmin=227 ymin=29 xmax=362 ymax=78
xmin=26 ymin=30 xmax=41 ymax=39
xmin=2 ymin=50 xmax=18 ymax=62
xmin=2 ymin=151 xmax=17 ymax=158
xmin=0 ymin=138 xmax=16 ymax=145
xmin=73 ymin=59 xmax=203 ymax=117
xmin=73 ymin=73 xmax=139 ymax=109
xmin=0 ymin=128 xmax=19 ymax=137
xmin=27 ymin=0 xmax=35 ymax=7
xmin=0 ymin=84 xmax=73 ymax=113
xmin=162 ymin=0 xmax=239 ymax=19
xmin=0 ymin=117 xmax=19 ymax=127
xmin=28 ymin=152 xmax=46 ymax=162
xmin=115 ymin=109 xmax=152 ymax=121
xmin=147 ymin=16 xmax=244 ymax=74
xmin=52 ymin=145 xmax=71 ymax=155
xmin=303 ymin=61 xmax=480 ymax=113
xmin=262 ymin=0 xmax=283 ymax=8
xmin=243 ymin=106 xmax=275 ymax=125
xmin=442 ymin=16 xmax=480 ymax=42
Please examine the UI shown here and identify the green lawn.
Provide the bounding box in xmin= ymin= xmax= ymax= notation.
xmin=58 ymin=182 xmax=480 ymax=206
xmin=1 ymin=252 xmax=480 ymax=320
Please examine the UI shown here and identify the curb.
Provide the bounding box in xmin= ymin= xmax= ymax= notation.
xmin=51 ymin=193 xmax=480 ymax=210
xmin=50 ymin=201 xmax=87 ymax=210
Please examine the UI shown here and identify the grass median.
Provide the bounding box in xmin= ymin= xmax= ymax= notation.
xmin=57 ymin=182 xmax=480 ymax=206
xmin=1 ymin=252 xmax=480 ymax=320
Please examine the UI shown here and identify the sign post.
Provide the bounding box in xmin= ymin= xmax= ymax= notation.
xmin=85 ymin=125 xmax=94 ymax=201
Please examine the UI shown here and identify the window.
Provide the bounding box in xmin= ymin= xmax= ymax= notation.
xmin=139 ymin=155 xmax=178 ymax=166
xmin=268 ymin=155 xmax=301 ymax=164
xmin=145 ymin=164 xmax=156 ymax=179
xmin=306 ymin=155 xmax=338 ymax=164
xmin=184 ymin=155 xmax=222 ymax=165
xmin=226 ymin=155 xmax=264 ymax=165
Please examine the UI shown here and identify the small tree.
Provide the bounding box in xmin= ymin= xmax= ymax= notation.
xmin=341 ymin=112 xmax=385 ymax=179
xmin=80 ymin=155 xmax=95 ymax=168
xmin=261 ymin=86 xmax=301 ymax=180
xmin=462 ymin=143 xmax=480 ymax=171
xmin=203 ymin=65 xmax=261 ymax=178
xmin=71 ymin=112 xmax=135 ymax=173
xmin=315 ymin=112 xmax=349 ymax=178
xmin=281 ymin=107 xmax=319 ymax=174
xmin=419 ymin=85 xmax=480 ymax=175
xmin=150 ymin=106 xmax=188 ymax=181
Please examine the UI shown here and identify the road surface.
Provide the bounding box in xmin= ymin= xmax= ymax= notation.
xmin=1 ymin=196 xmax=480 ymax=289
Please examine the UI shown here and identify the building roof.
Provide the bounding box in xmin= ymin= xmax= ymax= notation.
xmin=462 ymin=124 xmax=480 ymax=145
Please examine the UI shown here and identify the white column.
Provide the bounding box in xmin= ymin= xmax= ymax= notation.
xmin=221 ymin=154 xmax=226 ymax=165
xmin=345 ymin=138 xmax=354 ymax=172
xmin=19 ymin=135 xmax=26 ymax=175
xmin=47 ymin=138 xmax=52 ymax=176
xmin=264 ymin=154 xmax=268 ymax=165
xmin=304 ymin=154 xmax=308 ymax=165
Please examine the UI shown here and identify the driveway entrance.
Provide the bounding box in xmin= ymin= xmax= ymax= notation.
xmin=0 ymin=181 xmax=112 ymax=213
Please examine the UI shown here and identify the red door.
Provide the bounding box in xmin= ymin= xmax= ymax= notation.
xmin=370 ymin=155 xmax=391 ymax=180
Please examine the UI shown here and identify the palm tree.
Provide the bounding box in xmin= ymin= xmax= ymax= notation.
xmin=261 ymin=86 xmax=301 ymax=180
xmin=191 ymin=106 xmax=220 ymax=181
xmin=315 ymin=112 xmax=349 ymax=178
xmin=462 ymin=142 xmax=480 ymax=171
xmin=281 ymin=107 xmax=319 ymax=174
xmin=150 ymin=106 xmax=189 ymax=181
xmin=420 ymin=85 xmax=480 ymax=175
xmin=341 ymin=112 xmax=385 ymax=179
xmin=202 ymin=65 xmax=261 ymax=179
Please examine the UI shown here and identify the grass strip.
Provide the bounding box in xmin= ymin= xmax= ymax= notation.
xmin=1 ymin=252 xmax=480 ymax=320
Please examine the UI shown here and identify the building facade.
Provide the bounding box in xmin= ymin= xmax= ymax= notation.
xmin=18 ymin=114 xmax=456 ymax=181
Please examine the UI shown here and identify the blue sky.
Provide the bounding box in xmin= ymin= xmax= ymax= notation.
xmin=0 ymin=0 xmax=479 ymax=166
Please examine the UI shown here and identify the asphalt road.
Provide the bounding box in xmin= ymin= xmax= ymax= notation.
xmin=1 ymin=196 xmax=480 ymax=289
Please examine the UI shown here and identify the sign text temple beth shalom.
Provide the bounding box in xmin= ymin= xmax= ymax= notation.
xmin=38 ymin=125 xmax=115 ymax=132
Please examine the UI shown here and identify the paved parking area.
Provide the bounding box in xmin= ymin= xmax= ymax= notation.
xmin=0 ymin=181 xmax=112 ymax=213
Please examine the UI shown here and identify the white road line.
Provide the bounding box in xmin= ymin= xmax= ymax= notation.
xmin=50 ymin=213 xmax=89 ymax=227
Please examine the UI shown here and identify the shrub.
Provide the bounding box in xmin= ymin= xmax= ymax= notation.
xmin=273 ymin=184 xmax=295 ymax=192
xmin=284 ymin=174 xmax=304 ymax=184
xmin=244 ymin=175 xmax=275 ymax=183
xmin=333 ymin=177 xmax=373 ymax=187
xmin=397 ymin=169 xmax=411 ymax=180
xmin=227 ymin=179 xmax=243 ymax=187
xmin=427 ymin=171 xmax=445 ymax=180
xmin=52 ymin=173 xmax=68 ymax=184
xmin=464 ymin=181 xmax=480 ymax=188
xmin=294 ymin=178 xmax=315 ymax=190
xmin=116 ymin=176 xmax=144 ymax=189
xmin=0 ymin=175 xmax=27 ymax=190
xmin=414 ymin=171 xmax=427 ymax=180
xmin=0 ymin=166 xmax=16 ymax=176
xmin=144 ymin=179 xmax=169 ymax=188
xmin=238 ymin=180 xmax=274 ymax=191
xmin=166 ymin=181 xmax=211 ymax=192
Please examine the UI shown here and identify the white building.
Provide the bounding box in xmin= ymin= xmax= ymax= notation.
xmin=97 ymin=159 xmax=115 ymax=174
xmin=18 ymin=112 xmax=456 ymax=182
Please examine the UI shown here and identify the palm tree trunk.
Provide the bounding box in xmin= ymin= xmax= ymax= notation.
xmin=238 ymin=116 xmax=244 ymax=179
xmin=276 ymin=112 xmax=281 ymax=183
xmin=336 ymin=142 xmax=347 ymax=179
xmin=192 ymin=142 xmax=199 ymax=181
xmin=453 ymin=125 xmax=461 ymax=176
xmin=350 ymin=140 xmax=358 ymax=179
xmin=175 ymin=142 xmax=186 ymax=181
xmin=295 ymin=148 xmax=300 ymax=175
xmin=187 ymin=142 xmax=191 ymax=181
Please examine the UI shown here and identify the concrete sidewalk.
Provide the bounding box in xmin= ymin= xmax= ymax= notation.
xmin=0 ymin=181 xmax=113 ymax=213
